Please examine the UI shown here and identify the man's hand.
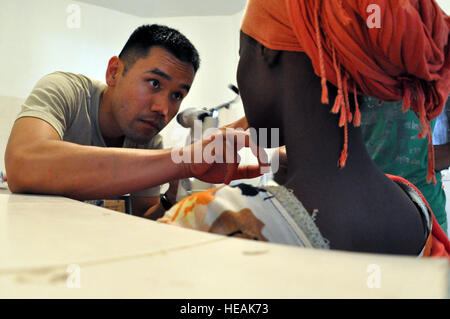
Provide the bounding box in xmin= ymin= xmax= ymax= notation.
xmin=176 ymin=127 xmax=270 ymax=185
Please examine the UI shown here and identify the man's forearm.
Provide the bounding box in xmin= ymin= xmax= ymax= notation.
xmin=6 ymin=139 xmax=187 ymax=200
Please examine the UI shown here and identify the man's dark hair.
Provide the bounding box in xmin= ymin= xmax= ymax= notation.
xmin=119 ymin=24 xmax=200 ymax=74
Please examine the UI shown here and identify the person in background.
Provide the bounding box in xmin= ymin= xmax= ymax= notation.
xmin=158 ymin=0 xmax=450 ymax=257
xmin=433 ymin=98 xmax=450 ymax=234
xmin=433 ymin=99 xmax=450 ymax=174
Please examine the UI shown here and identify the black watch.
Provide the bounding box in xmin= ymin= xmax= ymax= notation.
xmin=160 ymin=193 xmax=174 ymax=210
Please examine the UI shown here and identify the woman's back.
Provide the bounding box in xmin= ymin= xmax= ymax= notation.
xmin=307 ymin=171 xmax=428 ymax=254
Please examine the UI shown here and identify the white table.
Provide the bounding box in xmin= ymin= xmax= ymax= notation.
xmin=0 ymin=188 xmax=448 ymax=298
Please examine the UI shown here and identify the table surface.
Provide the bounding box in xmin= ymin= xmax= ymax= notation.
xmin=0 ymin=188 xmax=448 ymax=299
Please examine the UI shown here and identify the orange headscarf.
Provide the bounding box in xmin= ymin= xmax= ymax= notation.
xmin=242 ymin=0 xmax=450 ymax=184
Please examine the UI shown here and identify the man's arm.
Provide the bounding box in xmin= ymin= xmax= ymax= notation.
xmin=6 ymin=118 xmax=263 ymax=200
xmin=5 ymin=117 xmax=186 ymax=200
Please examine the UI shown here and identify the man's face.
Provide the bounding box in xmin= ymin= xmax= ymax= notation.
xmin=112 ymin=46 xmax=195 ymax=144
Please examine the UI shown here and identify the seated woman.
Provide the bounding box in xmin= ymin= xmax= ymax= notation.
xmin=158 ymin=0 xmax=450 ymax=257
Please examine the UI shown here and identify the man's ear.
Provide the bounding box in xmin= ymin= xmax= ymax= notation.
xmin=261 ymin=45 xmax=281 ymax=68
xmin=105 ymin=56 xmax=122 ymax=86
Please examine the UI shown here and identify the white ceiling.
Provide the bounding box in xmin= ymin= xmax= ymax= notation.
xmin=75 ymin=0 xmax=246 ymax=17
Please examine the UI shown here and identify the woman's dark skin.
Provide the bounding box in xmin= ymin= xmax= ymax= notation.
xmin=237 ymin=32 xmax=426 ymax=255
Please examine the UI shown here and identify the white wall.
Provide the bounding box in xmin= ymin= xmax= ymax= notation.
xmin=218 ymin=8 xmax=246 ymax=125
xmin=0 ymin=0 xmax=243 ymax=172
xmin=437 ymin=0 xmax=449 ymax=13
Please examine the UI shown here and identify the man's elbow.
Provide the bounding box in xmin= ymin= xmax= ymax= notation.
xmin=4 ymin=147 xmax=33 ymax=193
xmin=5 ymin=172 xmax=26 ymax=194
